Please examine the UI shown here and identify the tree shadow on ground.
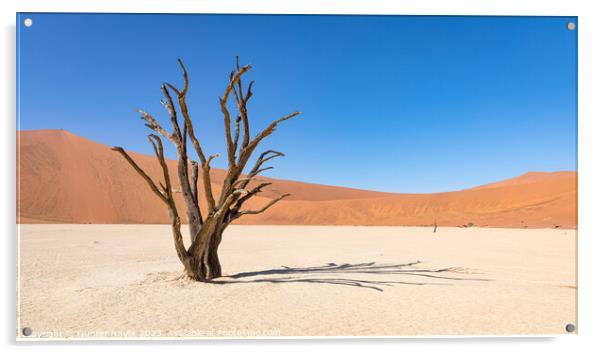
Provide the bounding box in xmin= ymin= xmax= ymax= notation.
xmin=210 ymin=261 xmax=492 ymax=292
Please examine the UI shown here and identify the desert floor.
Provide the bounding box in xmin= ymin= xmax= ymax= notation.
xmin=17 ymin=225 xmax=576 ymax=338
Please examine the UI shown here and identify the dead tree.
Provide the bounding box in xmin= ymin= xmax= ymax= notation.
xmin=112 ymin=58 xmax=300 ymax=281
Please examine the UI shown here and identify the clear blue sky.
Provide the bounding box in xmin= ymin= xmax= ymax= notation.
xmin=17 ymin=14 xmax=577 ymax=193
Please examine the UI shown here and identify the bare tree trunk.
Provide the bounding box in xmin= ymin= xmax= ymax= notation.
xmin=203 ymin=231 xmax=223 ymax=279
xmin=177 ymin=155 xmax=202 ymax=243
xmin=184 ymin=224 xmax=223 ymax=280
xmin=113 ymin=57 xmax=299 ymax=282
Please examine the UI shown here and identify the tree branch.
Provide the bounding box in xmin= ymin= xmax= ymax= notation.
xmin=111 ymin=146 xmax=167 ymax=203
xmin=202 ymin=153 xmax=219 ymax=212
xmin=213 ymin=188 xmax=248 ymax=219
xmin=220 ymin=63 xmax=251 ymax=167
xmin=232 ymin=56 xmax=252 ymax=150
xmin=124 ymin=136 xmax=191 ymax=269
xmin=240 ymin=80 xmax=254 ymax=150
xmin=177 ymin=58 xmax=189 ymax=96
xmin=160 ymin=85 xmax=183 ymax=144
xmin=190 ymin=161 xmax=199 ymax=203
xmin=137 ymin=109 xmax=175 ymax=143
xmin=250 ymin=166 xmax=273 ymax=177
xmin=232 ymin=115 xmax=242 ymax=156
xmin=247 ymin=112 xmax=300 ymax=151
xmin=238 ymin=150 xmax=283 ymax=190
xmin=230 ymin=182 xmax=272 ymax=214
xmin=160 ymin=80 xmax=200 ymax=231
xmin=231 ymin=193 xmax=291 ymax=222
xmin=164 ymin=59 xmax=217 ymax=215
xmin=146 ymin=134 xmax=172 ymax=191
xmin=235 ymin=55 xmax=244 ymax=106
xmin=237 ymin=112 xmax=300 ymax=171
xmin=241 ymin=193 xmax=290 ymax=215
xmin=255 ymin=150 xmax=284 ymax=166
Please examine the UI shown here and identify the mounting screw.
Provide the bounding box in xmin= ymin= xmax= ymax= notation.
xmin=567 ymin=22 xmax=576 ymax=31
xmin=565 ymin=323 xmax=575 ymax=333
xmin=22 ymin=327 xmax=32 ymax=336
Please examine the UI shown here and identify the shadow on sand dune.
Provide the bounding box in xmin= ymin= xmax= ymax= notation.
xmin=210 ymin=261 xmax=492 ymax=292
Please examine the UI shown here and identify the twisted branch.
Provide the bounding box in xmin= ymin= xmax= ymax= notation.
xmin=230 ymin=193 xmax=291 ymax=222
xmin=191 ymin=161 xmax=199 ymax=203
xmin=220 ymin=64 xmax=252 ymax=167
xmin=111 ymin=147 xmax=167 ymax=203
xmin=164 ymin=59 xmax=217 ymax=213
xmin=238 ymin=150 xmax=284 ymax=190
xmin=112 ymin=140 xmax=191 ymax=268
xmin=137 ymin=110 xmax=174 ymax=143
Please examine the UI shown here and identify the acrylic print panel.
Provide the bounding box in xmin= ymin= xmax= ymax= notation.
xmin=16 ymin=13 xmax=577 ymax=339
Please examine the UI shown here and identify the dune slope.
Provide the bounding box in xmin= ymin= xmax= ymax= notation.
xmin=17 ymin=130 xmax=577 ymax=228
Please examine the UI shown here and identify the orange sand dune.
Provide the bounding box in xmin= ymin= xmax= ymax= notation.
xmin=17 ymin=130 xmax=577 ymax=228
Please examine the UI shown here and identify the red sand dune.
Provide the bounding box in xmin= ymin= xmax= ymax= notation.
xmin=17 ymin=130 xmax=577 ymax=228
